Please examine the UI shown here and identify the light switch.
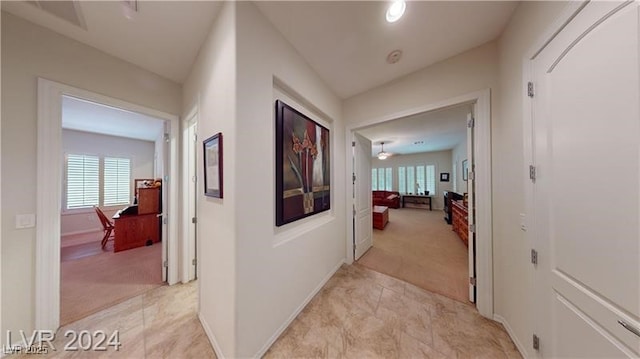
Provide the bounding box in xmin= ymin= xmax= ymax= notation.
xmin=519 ymin=213 xmax=526 ymax=231
xmin=15 ymin=214 xmax=36 ymax=229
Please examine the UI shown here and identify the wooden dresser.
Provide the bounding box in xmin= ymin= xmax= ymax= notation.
xmin=451 ymin=200 xmax=469 ymax=246
xmin=112 ymin=184 xmax=161 ymax=252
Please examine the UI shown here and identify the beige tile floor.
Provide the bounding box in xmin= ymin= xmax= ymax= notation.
xmin=12 ymin=265 xmax=522 ymax=359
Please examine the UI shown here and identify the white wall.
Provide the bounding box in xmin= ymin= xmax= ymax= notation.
xmin=234 ymin=2 xmax=345 ymax=357
xmin=1 ymin=12 xmax=181 ymax=345
xmin=451 ymin=140 xmax=467 ymax=195
xmin=182 ymin=2 xmax=237 ymax=357
xmin=371 ymin=150 xmax=452 ymax=209
xmin=494 ymin=2 xmax=569 ymax=357
xmin=60 ymin=129 xmax=155 ymax=236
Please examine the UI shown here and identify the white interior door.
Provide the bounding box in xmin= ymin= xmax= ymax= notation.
xmin=466 ymin=112 xmax=476 ymax=303
xmin=532 ymin=2 xmax=640 ymax=357
xmin=353 ymin=132 xmax=372 ymax=260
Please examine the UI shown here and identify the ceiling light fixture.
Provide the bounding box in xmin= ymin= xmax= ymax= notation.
xmin=386 ymin=0 xmax=406 ymax=23
xmin=377 ymin=142 xmax=390 ymax=160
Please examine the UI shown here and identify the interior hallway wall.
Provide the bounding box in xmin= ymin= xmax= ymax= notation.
xmin=1 ymin=12 xmax=181 ymax=345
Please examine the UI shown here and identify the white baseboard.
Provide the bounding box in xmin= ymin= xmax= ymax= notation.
xmin=199 ymin=312 xmax=225 ymax=359
xmin=493 ymin=314 xmax=528 ymax=359
xmin=253 ymin=259 xmax=345 ymax=358
xmin=61 ymin=229 xmax=101 ymax=237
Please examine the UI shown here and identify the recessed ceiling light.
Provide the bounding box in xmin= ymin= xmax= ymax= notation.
xmin=414 ymin=141 xmax=424 ymax=145
xmin=386 ymin=0 xmax=406 ymax=23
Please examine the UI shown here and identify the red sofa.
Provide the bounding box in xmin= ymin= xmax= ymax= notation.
xmin=372 ymin=191 xmax=400 ymax=209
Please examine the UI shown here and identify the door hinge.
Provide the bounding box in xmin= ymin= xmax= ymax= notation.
xmin=469 ymin=224 xmax=476 ymax=233
xmin=192 ymin=175 xmax=197 ymax=183
xmin=531 ymin=249 xmax=538 ymax=265
xmin=163 ymin=217 xmax=168 ymax=225
xmin=164 ymin=175 xmax=169 ymax=182
xmin=191 ymin=217 xmax=197 ymax=224
xmin=352 ymin=173 xmax=356 ymax=184
xmin=529 ymin=165 xmax=536 ymax=182
xmin=352 ymin=206 xmax=356 ymax=217
xmin=193 ymin=133 xmax=198 ymax=142
xmin=533 ymin=334 xmax=540 ymax=350
xmin=163 ymin=260 xmax=168 ymax=268
xmin=192 ymin=258 xmax=197 ymax=266
xmin=468 ymin=171 xmax=475 ymax=181
xmin=527 ymin=82 xmax=535 ymax=98
xmin=469 ymin=277 xmax=477 ymax=286
xmin=467 ymin=117 xmax=475 ymax=128
xmin=352 ymin=141 xmax=356 ymax=147
xmin=164 ymin=133 xmax=170 ymax=142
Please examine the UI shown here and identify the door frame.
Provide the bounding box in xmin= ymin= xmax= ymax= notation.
xmin=35 ymin=78 xmax=180 ymax=331
xmin=181 ymin=106 xmax=198 ymax=283
xmin=344 ymin=88 xmax=493 ymax=318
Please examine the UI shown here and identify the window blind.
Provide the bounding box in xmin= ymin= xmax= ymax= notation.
xmin=385 ymin=168 xmax=392 ymax=191
xmin=372 ymin=168 xmax=378 ymax=191
xmin=66 ymin=154 xmax=99 ymax=209
xmin=103 ymin=157 xmax=131 ymax=206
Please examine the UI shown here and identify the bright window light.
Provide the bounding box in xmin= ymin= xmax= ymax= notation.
xmin=386 ymin=0 xmax=406 ymax=23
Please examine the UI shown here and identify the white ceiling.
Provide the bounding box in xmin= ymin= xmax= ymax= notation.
xmin=255 ymin=1 xmax=518 ymax=98
xmin=357 ymin=103 xmax=471 ymax=157
xmin=62 ymin=96 xmax=165 ymax=142
xmin=1 ymin=1 xmax=222 ymax=83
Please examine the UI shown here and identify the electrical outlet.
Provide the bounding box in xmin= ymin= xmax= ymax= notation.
xmin=520 ymin=213 xmax=527 ymax=231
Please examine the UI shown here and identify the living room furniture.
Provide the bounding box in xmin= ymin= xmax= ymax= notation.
xmin=402 ymin=194 xmax=433 ymax=210
xmin=372 ymin=190 xmax=400 ymax=208
xmin=94 ymin=206 xmax=115 ymax=249
xmin=373 ymin=205 xmax=389 ymax=229
xmin=443 ymin=191 xmax=464 ymax=224
xmin=451 ymin=200 xmax=469 ymax=246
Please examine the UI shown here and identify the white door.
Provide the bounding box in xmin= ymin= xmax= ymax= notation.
xmin=466 ymin=112 xmax=476 ymax=303
xmin=532 ymin=1 xmax=640 ymax=357
xmin=182 ymin=120 xmax=198 ymax=281
xmin=161 ymin=120 xmax=170 ymax=282
xmin=353 ymin=132 xmax=373 ymax=260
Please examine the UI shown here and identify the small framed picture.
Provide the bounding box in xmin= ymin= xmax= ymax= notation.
xmin=203 ymin=133 xmax=223 ymax=198
xmin=440 ymin=172 xmax=450 ymax=182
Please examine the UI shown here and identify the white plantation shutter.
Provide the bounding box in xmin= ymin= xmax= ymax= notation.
xmin=66 ymin=154 xmax=99 ymax=209
xmin=104 ymin=157 xmax=131 ymax=206
xmin=385 ymin=168 xmax=392 ymax=191
xmin=398 ymin=167 xmax=406 ymax=194
xmin=372 ymin=168 xmax=378 ymax=190
xmin=426 ymin=165 xmax=436 ymax=195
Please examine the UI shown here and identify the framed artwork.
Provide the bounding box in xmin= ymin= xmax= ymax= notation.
xmin=203 ymin=133 xmax=223 ymax=198
xmin=462 ymin=159 xmax=469 ymax=181
xmin=440 ymin=172 xmax=450 ymax=182
xmin=275 ymin=100 xmax=330 ymax=226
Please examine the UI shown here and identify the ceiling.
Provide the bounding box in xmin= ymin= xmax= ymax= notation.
xmin=255 ymin=1 xmax=518 ymax=98
xmin=357 ymin=103 xmax=470 ymax=157
xmin=1 ymin=1 xmax=222 ymax=83
xmin=62 ymin=96 xmax=165 ymax=142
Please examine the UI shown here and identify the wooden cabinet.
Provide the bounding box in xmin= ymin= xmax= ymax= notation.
xmin=112 ymin=213 xmax=160 ymax=252
xmin=451 ymin=200 xmax=468 ymax=246
xmin=138 ymin=187 xmax=161 ymax=215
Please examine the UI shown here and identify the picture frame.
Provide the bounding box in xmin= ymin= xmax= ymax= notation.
xmin=462 ymin=159 xmax=469 ymax=181
xmin=203 ymin=133 xmax=223 ymax=198
xmin=275 ymin=100 xmax=331 ymax=226
xmin=440 ymin=172 xmax=450 ymax=182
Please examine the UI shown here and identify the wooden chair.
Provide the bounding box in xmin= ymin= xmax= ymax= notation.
xmin=94 ymin=206 xmax=115 ymax=249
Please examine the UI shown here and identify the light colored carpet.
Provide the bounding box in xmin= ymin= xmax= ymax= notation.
xmin=357 ymin=208 xmax=470 ymax=303
xmin=61 ymin=241 xmax=163 ymax=325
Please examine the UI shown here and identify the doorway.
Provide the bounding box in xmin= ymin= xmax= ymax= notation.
xmin=346 ymin=89 xmax=493 ymax=318
xmin=35 ymin=78 xmax=180 ymax=332
xmin=181 ymin=110 xmax=198 ymax=283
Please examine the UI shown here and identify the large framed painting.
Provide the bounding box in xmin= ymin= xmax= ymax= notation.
xmin=275 ymin=100 xmax=330 ymax=226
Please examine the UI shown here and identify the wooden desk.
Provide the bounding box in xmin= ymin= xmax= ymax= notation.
xmin=451 ymin=200 xmax=468 ymax=247
xmin=372 ymin=206 xmax=389 ymax=230
xmin=112 ymin=211 xmax=160 ymax=252
xmin=402 ymin=195 xmax=433 ymax=210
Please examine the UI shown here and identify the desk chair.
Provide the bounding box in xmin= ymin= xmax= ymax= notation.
xmin=94 ymin=206 xmax=115 ymax=249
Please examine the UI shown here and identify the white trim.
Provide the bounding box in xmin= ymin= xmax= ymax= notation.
xmin=181 ymin=105 xmax=198 ymax=284
xmin=345 ymin=88 xmax=494 ymax=319
xmin=253 ymin=259 xmax=345 ymax=358
xmin=494 ymin=314 xmax=529 ymax=359
xmin=60 ymin=229 xmax=101 ymax=237
xmin=199 ymin=312 xmax=226 ymax=359
xmin=36 ymin=78 xmax=180 ymax=331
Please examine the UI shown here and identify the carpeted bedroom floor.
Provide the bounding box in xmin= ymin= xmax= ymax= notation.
xmin=357 ymin=207 xmax=470 ymax=303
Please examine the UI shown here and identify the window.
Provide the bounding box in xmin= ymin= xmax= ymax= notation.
xmin=103 ymin=157 xmax=131 ymax=206
xmin=384 ymin=168 xmax=392 ymax=191
xmin=372 ymin=168 xmax=378 ymax=190
xmin=372 ymin=167 xmax=392 ymax=191
xmin=65 ymin=154 xmax=131 ymax=210
xmin=407 ymin=167 xmax=415 ymax=194
xmin=66 ymin=154 xmax=99 ymax=209
xmin=398 ymin=167 xmax=406 ymax=194
xmin=397 ymin=164 xmax=436 ymax=195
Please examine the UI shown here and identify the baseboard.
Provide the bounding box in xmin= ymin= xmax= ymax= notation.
xmin=493 ymin=314 xmax=529 ymax=359
xmin=253 ymin=259 xmax=345 ymax=358
xmin=61 ymin=229 xmax=101 ymax=237
xmin=199 ymin=312 xmax=225 ymax=359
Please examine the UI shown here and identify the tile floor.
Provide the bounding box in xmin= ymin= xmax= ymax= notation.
xmin=13 ymin=264 xmax=522 ymax=358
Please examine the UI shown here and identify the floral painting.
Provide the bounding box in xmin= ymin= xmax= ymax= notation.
xmin=276 ymin=100 xmax=330 ymax=226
